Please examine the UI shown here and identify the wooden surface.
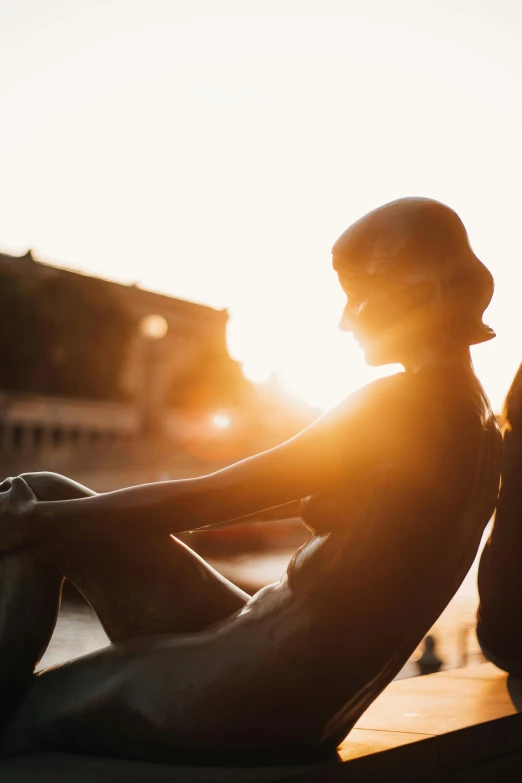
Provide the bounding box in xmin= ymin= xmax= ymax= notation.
xmin=302 ymin=663 xmax=522 ymax=781
xmin=2 ymin=664 xmax=522 ymax=782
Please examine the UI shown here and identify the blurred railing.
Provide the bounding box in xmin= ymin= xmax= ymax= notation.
xmin=0 ymin=391 xmax=210 ymax=489
xmin=0 ymin=390 xmax=288 ymax=491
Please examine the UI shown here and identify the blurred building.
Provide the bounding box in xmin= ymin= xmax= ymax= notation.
xmin=0 ymin=249 xmax=229 ymax=398
xmin=0 ymin=250 xmax=316 ymax=487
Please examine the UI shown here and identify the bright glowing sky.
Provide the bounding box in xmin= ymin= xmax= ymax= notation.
xmin=1 ymin=0 xmax=521 ymax=411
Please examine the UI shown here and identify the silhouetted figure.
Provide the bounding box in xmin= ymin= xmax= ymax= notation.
xmin=0 ymin=198 xmax=501 ymax=764
xmin=458 ymin=624 xmax=470 ymax=669
xmin=417 ymin=635 xmax=444 ymax=676
xmin=477 ymin=363 xmax=522 ymax=674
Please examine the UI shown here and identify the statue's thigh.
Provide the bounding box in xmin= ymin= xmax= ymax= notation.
xmin=52 ymin=535 xmax=250 ymax=642
xmin=0 ymin=632 xmax=216 ymax=760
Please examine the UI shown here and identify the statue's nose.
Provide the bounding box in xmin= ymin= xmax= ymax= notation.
xmin=339 ymin=300 xmax=366 ymax=332
xmin=339 ymin=308 xmax=352 ymax=332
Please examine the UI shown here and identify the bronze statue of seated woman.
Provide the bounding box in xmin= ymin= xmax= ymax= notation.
xmin=0 ymin=197 xmax=501 ymax=764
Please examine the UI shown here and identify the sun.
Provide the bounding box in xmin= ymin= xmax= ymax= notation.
xmin=228 ymin=295 xmax=400 ymax=412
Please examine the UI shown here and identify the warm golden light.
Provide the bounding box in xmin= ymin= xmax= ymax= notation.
xmin=1 ymin=2 xmax=519 ymax=415
xmin=228 ymin=294 xmax=401 ymax=411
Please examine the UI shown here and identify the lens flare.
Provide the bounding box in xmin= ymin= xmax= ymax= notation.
xmin=212 ymin=413 xmax=231 ymax=429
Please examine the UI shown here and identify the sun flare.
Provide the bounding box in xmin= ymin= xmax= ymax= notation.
xmin=212 ymin=413 xmax=231 ymax=429
xmin=227 ymin=290 xmax=401 ymax=412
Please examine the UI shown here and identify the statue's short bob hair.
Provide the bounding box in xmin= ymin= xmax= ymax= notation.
xmin=332 ymin=197 xmax=495 ymax=346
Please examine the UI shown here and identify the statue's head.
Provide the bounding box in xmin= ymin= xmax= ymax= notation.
xmin=332 ymin=197 xmax=495 ymax=366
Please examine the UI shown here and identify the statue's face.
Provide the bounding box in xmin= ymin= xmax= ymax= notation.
xmin=334 ymin=254 xmax=415 ymax=367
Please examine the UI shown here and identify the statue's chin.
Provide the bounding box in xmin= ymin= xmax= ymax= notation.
xmin=362 ymin=343 xmax=396 ymax=368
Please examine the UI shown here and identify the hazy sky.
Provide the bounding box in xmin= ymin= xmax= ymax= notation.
xmin=1 ymin=0 xmax=521 ymax=409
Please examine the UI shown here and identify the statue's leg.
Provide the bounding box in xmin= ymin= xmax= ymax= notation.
xmin=22 ymin=472 xmax=249 ymax=642
xmin=477 ymin=365 xmax=522 ymax=672
xmin=0 ymin=472 xmax=252 ymax=755
xmin=0 ymin=550 xmax=62 ymax=730
xmin=0 ymin=600 xmax=249 ymax=762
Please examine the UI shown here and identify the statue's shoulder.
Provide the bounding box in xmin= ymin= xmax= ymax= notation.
xmin=334 ymin=372 xmax=410 ymax=422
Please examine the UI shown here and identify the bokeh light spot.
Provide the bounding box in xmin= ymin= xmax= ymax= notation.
xmin=212 ymin=413 xmax=231 ymax=429
xmin=139 ymin=314 xmax=169 ymax=340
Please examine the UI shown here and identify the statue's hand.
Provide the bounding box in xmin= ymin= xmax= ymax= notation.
xmin=0 ymin=476 xmax=37 ymax=553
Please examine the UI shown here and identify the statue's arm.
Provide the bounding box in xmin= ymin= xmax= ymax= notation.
xmin=193 ymin=498 xmax=304 ymax=531
xmin=29 ymin=419 xmax=341 ymax=541
xmin=26 ymin=377 xmax=397 ymax=543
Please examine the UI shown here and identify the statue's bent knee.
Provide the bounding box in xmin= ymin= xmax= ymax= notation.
xmin=19 ymin=473 xmax=94 ymax=502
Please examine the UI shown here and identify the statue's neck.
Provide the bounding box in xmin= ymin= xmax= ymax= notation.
xmin=400 ymin=343 xmax=472 ymax=374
